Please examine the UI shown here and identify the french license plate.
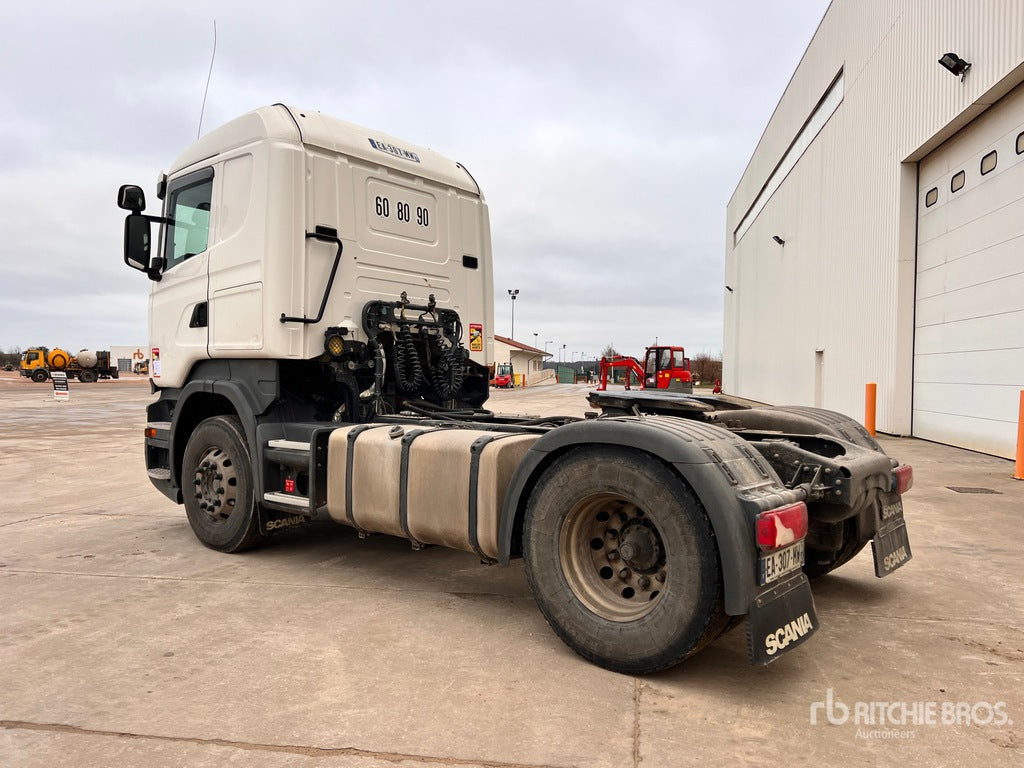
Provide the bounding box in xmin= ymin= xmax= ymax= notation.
xmin=758 ymin=540 xmax=805 ymax=586
xmin=872 ymin=492 xmax=912 ymax=577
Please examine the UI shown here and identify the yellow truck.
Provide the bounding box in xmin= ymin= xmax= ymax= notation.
xmin=20 ymin=347 xmax=120 ymax=383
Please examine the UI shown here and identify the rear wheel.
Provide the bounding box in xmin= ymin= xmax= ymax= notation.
xmin=182 ymin=416 xmax=264 ymax=552
xmin=78 ymin=369 xmax=98 ymax=383
xmin=523 ymin=446 xmax=726 ymax=674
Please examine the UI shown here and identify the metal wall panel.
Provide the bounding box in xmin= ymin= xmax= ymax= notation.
xmin=725 ymin=0 xmax=1024 ymax=448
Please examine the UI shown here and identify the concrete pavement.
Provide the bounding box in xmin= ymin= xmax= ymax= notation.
xmin=1 ymin=374 xmax=1020 ymax=766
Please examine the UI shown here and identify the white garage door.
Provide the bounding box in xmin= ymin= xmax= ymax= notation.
xmin=915 ymin=84 xmax=1024 ymax=459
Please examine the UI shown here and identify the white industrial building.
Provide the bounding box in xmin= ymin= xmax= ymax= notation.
xmin=725 ymin=0 xmax=1024 ymax=459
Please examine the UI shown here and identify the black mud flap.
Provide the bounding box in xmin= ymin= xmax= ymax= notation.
xmin=747 ymin=573 xmax=819 ymax=665
xmin=872 ymin=491 xmax=912 ymax=577
xmin=257 ymin=505 xmax=310 ymax=535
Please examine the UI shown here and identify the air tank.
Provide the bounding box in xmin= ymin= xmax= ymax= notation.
xmin=45 ymin=348 xmax=71 ymax=369
xmin=76 ymin=349 xmax=99 ymax=368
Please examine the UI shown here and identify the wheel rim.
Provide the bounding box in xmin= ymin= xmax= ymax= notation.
xmin=192 ymin=445 xmax=240 ymax=523
xmin=559 ymin=493 xmax=667 ymax=621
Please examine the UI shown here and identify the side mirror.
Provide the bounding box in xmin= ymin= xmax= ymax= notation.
xmin=123 ymin=214 xmax=152 ymax=273
xmin=118 ymin=184 xmax=146 ymax=213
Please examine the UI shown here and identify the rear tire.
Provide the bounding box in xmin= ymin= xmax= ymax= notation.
xmin=523 ymin=446 xmax=726 ymax=674
xmin=182 ymin=416 xmax=264 ymax=553
xmin=78 ymin=369 xmax=98 ymax=383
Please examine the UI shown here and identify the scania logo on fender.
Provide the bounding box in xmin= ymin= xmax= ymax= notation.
xmin=765 ymin=612 xmax=815 ymax=656
xmin=266 ymin=515 xmax=306 ymax=531
xmin=883 ymin=545 xmax=909 ymax=571
xmin=881 ymin=502 xmax=903 ymax=521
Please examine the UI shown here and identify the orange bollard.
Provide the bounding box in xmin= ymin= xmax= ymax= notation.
xmin=865 ymin=382 xmax=877 ymax=437
xmin=1015 ymin=390 xmax=1024 ymax=480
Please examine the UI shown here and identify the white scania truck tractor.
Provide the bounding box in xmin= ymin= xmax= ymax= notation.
xmin=118 ymin=104 xmax=914 ymax=674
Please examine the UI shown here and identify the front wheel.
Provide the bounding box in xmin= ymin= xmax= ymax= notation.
xmin=31 ymin=369 xmax=49 ymax=383
xmin=523 ymin=446 xmax=726 ymax=674
xmin=182 ymin=416 xmax=264 ymax=552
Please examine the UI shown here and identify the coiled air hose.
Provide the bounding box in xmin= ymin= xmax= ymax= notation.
xmin=392 ymin=326 xmax=423 ymax=393
xmin=429 ymin=335 xmax=465 ymax=401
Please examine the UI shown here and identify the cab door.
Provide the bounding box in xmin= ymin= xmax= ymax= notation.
xmin=149 ymin=168 xmax=214 ymax=386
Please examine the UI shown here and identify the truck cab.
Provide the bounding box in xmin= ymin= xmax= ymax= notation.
xmin=119 ymin=105 xmax=494 ymax=402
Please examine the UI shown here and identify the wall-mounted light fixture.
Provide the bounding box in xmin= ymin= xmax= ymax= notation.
xmin=938 ymin=52 xmax=971 ymax=81
xmin=772 ymin=235 xmax=786 ymax=245
xmin=725 ymin=285 xmax=734 ymax=293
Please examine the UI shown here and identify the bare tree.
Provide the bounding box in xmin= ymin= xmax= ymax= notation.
xmin=690 ymin=352 xmax=722 ymax=386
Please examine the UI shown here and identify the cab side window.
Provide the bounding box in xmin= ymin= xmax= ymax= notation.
xmin=163 ymin=170 xmax=213 ymax=271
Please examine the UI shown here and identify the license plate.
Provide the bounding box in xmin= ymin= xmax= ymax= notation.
xmin=758 ymin=540 xmax=805 ymax=586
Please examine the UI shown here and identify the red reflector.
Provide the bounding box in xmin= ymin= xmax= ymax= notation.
xmin=893 ymin=465 xmax=913 ymax=494
xmin=284 ymin=478 xmax=296 ymax=493
xmin=756 ymin=502 xmax=808 ymax=551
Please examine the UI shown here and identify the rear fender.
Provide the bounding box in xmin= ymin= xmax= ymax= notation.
xmin=497 ymin=415 xmax=804 ymax=615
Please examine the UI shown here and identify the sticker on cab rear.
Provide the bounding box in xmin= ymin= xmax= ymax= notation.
xmin=469 ymin=324 xmax=483 ymax=352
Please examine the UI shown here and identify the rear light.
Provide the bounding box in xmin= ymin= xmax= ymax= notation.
xmin=756 ymin=502 xmax=808 ymax=551
xmin=892 ymin=464 xmax=913 ymax=494
xmin=284 ymin=478 xmax=296 ymax=493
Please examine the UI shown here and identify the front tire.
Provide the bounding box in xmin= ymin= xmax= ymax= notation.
xmin=182 ymin=416 xmax=264 ymax=552
xmin=523 ymin=446 xmax=726 ymax=674
xmin=31 ymin=369 xmax=49 ymax=383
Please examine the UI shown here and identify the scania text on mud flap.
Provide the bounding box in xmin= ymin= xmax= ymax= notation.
xmin=118 ymin=105 xmax=914 ymax=674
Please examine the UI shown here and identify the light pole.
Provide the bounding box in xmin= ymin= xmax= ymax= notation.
xmin=544 ymin=340 xmax=552 ymax=354
xmin=560 ymin=344 xmax=566 ymax=364
xmin=533 ymin=332 xmax=538 ymax=349
xmin=507 ymin=289 xmax=519 ymax=339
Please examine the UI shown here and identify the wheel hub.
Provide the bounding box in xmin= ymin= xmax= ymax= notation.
xmin=617 ymin=521 xmax=662 ymax=573
xmin=559 ymin=496 xmax=668 ymax=621
xmin=192 ymin=447 xmax=238 ymax=523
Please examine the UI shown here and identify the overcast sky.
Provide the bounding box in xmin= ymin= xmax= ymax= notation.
xmin=0 ymin=0 xmax=827 ymax=361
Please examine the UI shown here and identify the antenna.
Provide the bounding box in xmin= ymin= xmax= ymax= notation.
xmin=197 ymin=20 xmax=218 ymax=139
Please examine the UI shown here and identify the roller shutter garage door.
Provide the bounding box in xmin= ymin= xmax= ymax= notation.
xmin=915 ymin=83 xmax=1024 ymax=459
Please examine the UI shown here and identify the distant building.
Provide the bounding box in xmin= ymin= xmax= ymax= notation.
xmin=109 ymin=345 xmax=148 ymax=374
xmin=725 ymin=0 xmax=1024 ymax=458
xmin=493 ymin=335 xmax=551 ymax=386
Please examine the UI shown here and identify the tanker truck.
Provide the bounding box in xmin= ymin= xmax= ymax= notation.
xmin=20 ymin=347 xmax=119 ymax=382
xmin=20 ymin=347 xmax=72 ymax=382
xmin=116 ymin=105 xmax=914 ymax=674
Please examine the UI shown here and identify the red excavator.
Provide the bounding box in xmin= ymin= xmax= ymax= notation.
xmin=597 ymin=346 xmax=693 ymax=393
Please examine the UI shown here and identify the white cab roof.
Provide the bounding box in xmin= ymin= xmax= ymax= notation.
xmin=169 ymin=104 xmax=480 ymax=195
